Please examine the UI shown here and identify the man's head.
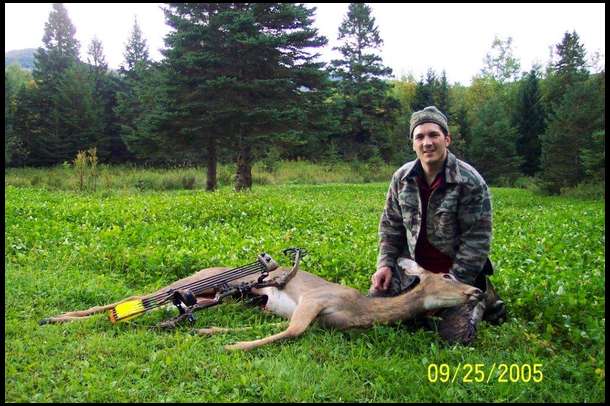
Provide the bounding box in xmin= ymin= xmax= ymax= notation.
xmin=409 ymin=106 xmax=451 ymax=167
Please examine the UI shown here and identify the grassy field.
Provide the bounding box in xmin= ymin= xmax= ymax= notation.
xmin=4 ymin=160 xmax=396 ymax=191
xmin=4 ymin=176 xmax=605 ymax=402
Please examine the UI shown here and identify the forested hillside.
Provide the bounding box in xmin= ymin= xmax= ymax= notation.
xmin=5 ymin=48 xmax=36 ymax=70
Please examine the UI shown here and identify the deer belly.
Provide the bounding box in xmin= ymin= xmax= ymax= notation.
xmin=253 ymin=287 xmax=297 ymax=318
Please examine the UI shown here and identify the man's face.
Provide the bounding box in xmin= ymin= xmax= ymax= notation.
xmin=412 ymin=122 xmax=451 ymax=166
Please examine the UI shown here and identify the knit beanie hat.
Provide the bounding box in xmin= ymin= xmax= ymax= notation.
xmin=409 ymin=106 xmax=449 ymax=138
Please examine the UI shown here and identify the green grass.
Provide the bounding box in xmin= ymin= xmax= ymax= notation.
xmin=4 ymin=160 xmax=396 ymax=192
xmin=4 ymin=181 xmax=605 ymax=402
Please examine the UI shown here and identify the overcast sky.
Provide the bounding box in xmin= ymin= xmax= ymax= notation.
xmin=5 ymin=3 xmax=605 ymax=85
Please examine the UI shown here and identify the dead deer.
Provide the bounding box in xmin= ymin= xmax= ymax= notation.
xmin=217 ymin=257 xmax=483 ymax=350
xmin=40 ymin=256 xmax=483 ymax=351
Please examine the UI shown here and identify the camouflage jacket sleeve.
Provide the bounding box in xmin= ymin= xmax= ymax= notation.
xmin=376 ymin=174 xmax=408 ymax=270
xmin=449 ymin=183 xmax=493 ymax=285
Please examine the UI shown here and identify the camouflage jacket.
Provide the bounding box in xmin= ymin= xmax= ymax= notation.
xmin=377 ymin=151 xmax=492 ymax=285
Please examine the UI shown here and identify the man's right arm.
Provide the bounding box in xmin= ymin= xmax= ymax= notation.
xmin=376 ymin=175 xmax=408 ymax=272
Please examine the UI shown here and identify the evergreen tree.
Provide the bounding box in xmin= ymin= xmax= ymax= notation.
xmin=120 ymin=16 xmax=150 ymax=79
xmin=87 ymin=37 xmax=108 ymax=83
xmin=543 ymin=31 xmax=588 ymax=115
xmin=540 ymin=31 xmax=597 ymax=193
xmin=5 ymin=72 xmax=16 ymax=165
xmin=55 ymin=63 xmax=104 ymax=156
xmin=424 ymin=68 xmax=438 ymax=95
xmin=580 ymin=130 xmax=605 ymax=182
xmin=163 ymin=3 xmax=328 ymax=191
xmin=541 ymin=75 xmax=604 ymax=193
xmin=160 ymin=4 xmax=230 ymax=187
xmin=468 ymin=96 xmax=522 ymax=185
xmin=388 ymin=77 xmax=417 ymax=164
xmin=115 ymin=62 xmax=169 ymax=164
xmin=5 ymin=66 xmax=34 ymax=166
xmin=86 ymin=38 xmax=129 ymax=162
xmin=329 ymin=3 xmax=399 ymax=162
xmin=114 ymin=17 xmax=154 ymax=163
xmin=513 ymin=69 xmax=545 ymax=175
xmin=412 ymin=75 xmax=433 ymax=111
xmin=437 ymin=70 xmax=450 ymax=118
xmin=12 ymin=84 xmax=42 ymax=166
xmin=553 ymin=31 xmax=588 ymax=80
xmin=450 ymin=103 xmax=469 ymax=160
xmin=29 ymin=3 xmax=103 ymax=165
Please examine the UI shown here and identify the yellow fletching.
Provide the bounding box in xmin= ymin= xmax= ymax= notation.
xmin=108 ymin=300 xmax=146 ymax=323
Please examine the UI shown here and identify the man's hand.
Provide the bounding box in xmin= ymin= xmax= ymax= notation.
xmin=371 ymin=266 xmax=392 ymax=292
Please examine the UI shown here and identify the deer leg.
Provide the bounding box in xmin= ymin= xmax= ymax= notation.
xmin=196 ymin=322 xmax=287 ymax=336
xmin=39 ymin=295 xmax=144 ymax=325
xmin=224 ymin=300 xmax=324 ymax=351
xmin=255 ymin=265 xmax=298 ymax=290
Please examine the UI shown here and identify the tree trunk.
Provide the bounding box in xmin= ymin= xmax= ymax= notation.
xmin=206 ymin=136 xmax=217 ymax=191
xmin=235 ymin=142 xmax=252 ymax=192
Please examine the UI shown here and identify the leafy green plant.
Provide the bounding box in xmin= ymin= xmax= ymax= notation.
xmin=4 ymin=181 xmax=605 ymax=402
xmin=87 ymin=147 xmax=98 ymax=192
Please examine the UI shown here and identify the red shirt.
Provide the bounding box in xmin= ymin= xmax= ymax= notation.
xmin=415 ymin=173 xmax=453 ymax=273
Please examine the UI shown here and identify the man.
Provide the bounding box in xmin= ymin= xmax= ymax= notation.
xmin=370 ymin=106 xmax=506 ymax=344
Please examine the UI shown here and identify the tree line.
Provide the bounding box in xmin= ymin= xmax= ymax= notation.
xmin=4 ymin=3 xmax=605 ymax=193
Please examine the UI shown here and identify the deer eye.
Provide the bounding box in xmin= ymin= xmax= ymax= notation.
xmin=442 ymin=274 xmax=453 ymax=280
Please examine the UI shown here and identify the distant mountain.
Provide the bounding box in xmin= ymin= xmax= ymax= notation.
xmin=5 ymin=48 xmax=36 ymax=70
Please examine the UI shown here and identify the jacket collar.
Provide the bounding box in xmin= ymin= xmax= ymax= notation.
xmin=403 ymin=150 xmax=463 ymax=184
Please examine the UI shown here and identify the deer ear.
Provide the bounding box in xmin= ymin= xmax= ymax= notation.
xmin=397 ymin=257 xmax=424 ymax=276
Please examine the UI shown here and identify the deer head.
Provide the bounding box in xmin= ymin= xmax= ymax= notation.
xmin=398 ymin=258 xmax=483 ymax=311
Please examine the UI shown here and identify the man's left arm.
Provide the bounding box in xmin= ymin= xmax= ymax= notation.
xmin=450 ymin=183 xmax=493 ymax=285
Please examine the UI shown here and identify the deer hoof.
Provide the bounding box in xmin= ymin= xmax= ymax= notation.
xmin=39 ymin=318 xmax=51 ymax=325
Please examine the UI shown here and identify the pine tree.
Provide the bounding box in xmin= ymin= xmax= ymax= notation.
xmin=543 ymin=31 xmax=588 ymax=115
xmin=329 ymin=3 xmax=398 ymax=162
xmin=114 ymin=17 xmax=154 ymax=163
xmin=437 ymin=70 xmax=450 ymax=118
xmin=412 ymin=75 xmax=433 ymax=111
xmin=115 ymin=62 xmax=169 ymax=164
xmin=55 ymin=63 xmax=104 ymax=156
xmin=468 ymin=97 xmax=522 ymax=185
xmin=87 ymin=37 xmax=108 ymax=82
xmin=29 ymin=3 xmax=103 ymax=165
xmin=163 ymin=3 xmax=328 ymax=191
xmin=86 ymin=38 xmax=129 ymax=162
xmin=541 ymin=75 xmax=604 ymax=193
xmin=540 ymin=31 xmax=597 ymax=193
xmin=580 ymin=130 xmax=605 ymax=181
xmin=12 ymin=84 xmax=43 ymax=166
xmin=120 ymin=16 xmax=150 ymax=79
xmin=513 ymin=69 xmax=545 ymax=175
xmin=451 ymin=103 xmax=470 ymax=160
xmin=4 ymin=66 xmax=33 ymax=165
xmin=5 ymin=72 xmax=16 ymax=165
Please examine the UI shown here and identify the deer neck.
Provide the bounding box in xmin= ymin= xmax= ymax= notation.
xmin=362 ymin=288 xmax=426 ymax=325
